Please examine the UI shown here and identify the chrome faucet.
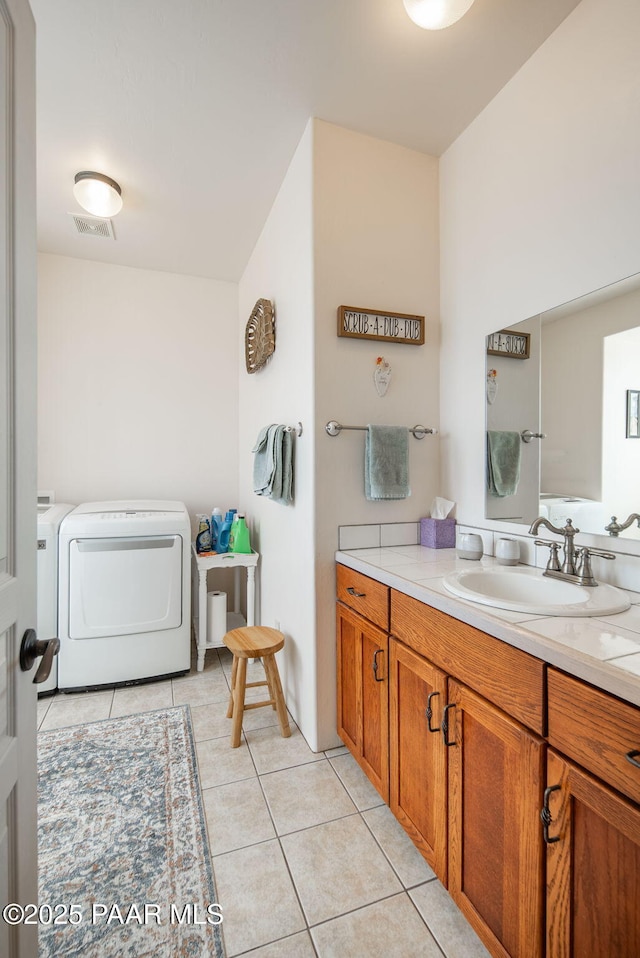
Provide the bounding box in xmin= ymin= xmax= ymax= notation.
xmin=605 ymin=514 xmax=640 ymax=537
xmin=528 ymin=516 xmax=616 ymax=587
xmin=529 ymin=516 xmax=580 ymax=575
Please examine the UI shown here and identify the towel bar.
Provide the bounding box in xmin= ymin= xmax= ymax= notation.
xmin=325 ymin=420 xmax=437 ymax=439
xmin=284 ymin=422 xmax=303 ymax=437
xmin=521 ymin=430 xmax=546 ymax=443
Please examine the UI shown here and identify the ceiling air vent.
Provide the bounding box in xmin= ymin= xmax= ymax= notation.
xmin=68 ymin=212 xmax=115 ymax=239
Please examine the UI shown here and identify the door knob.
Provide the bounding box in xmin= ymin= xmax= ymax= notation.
xmin=19 ymin=629 xmax=60 ymax=684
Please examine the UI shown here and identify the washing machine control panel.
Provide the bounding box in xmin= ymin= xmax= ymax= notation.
xmin=96 ymin=510 xmax=174 ymax=519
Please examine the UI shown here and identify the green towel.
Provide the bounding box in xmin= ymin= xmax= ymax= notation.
xmin=486 ymin=430 xmax=521 ymax=497
xmin=252 ymin=424 xmax=277 ymax=495
xmin=252 ymin=424 xmax=294 ymax=505
xmin=365 ymin=425 xmax=410 ymax=500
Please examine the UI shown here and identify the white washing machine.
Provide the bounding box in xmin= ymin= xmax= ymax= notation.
xmin=58 ymin=500 xmax=191 ymax=690
xmin=37 ymin=501 xmax=76 ymax=695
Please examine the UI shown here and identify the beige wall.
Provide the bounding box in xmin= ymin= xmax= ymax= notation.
xmin=313 ymin=121 xmax=440 ymax=749
xmin=238 ymin=120 xmax=440 ymax=751
xmin=440 ymin=0 xmax=640 ymax=538
xmin=37 ymin=253 xmax=239 ymax=528
xmin=237 ymin=122 xmax=317 ymax=744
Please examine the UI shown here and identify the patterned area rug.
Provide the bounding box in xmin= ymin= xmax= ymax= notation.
xmin=38 ymin=706 xmax=225 ymax=958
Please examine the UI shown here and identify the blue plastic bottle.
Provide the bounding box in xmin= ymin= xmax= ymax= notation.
xmin=210 ymin=508 xmax=222 ymax=552
xmin=217 ymin=510 xmax=235 ymax=553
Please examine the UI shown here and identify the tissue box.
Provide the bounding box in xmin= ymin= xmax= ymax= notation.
xmin=420 ymin=517 xmax=456 ymax=549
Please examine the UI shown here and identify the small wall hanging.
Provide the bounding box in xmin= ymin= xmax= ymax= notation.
xmin=486 ymin=368 xmax=498 ymax=404
xmin=337 ymin=305 xmax=424 ymax=345
xmin=374 ymin=356 xmax=392 ymax=396
xmin=486 ymin=329 xmax=530 ymax=359
xmin=245 ymin=298 xmax=276 ymax=373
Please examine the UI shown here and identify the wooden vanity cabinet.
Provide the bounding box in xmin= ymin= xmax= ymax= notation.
xmin=336 ymin=565 xmax=390 ymax=801
xmin=447 ymin=679 xmax=545 ymax=958
xmin=388 ymin=638 xmax=448 ymax=882
xmin=337 ymin=566 xmax=640 ymax=958
xmin=547 ymin=667 xmax=640 ymax=805
xmin=544 ymin=749 xmax=640 ymax=958
xmin=544 ymin=668 xmax=640 ymax=957
xmin=390 ymin=589 xmax=546 ymax=958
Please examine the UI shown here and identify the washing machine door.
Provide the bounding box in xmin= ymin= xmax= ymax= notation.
xmin=68 ymin=534 xmax=183 ymax=639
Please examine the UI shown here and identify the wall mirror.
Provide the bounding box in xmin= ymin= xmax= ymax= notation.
xmin=485 ymin=271 xmax=640 ymax=541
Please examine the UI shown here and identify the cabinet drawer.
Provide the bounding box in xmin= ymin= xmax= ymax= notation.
xmin=548 ymin=667 xmax=640 ymax=805
xmin=391 ymin=589 xmax=545 ymax=734
xmin=337 ymin=564 xmax=389 ymax=631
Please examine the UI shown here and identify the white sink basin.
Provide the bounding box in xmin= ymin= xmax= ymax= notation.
xmin=442 ymin=565 xmax=630 ymax=616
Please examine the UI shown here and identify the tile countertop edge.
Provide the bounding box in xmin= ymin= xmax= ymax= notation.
xmin=335 ymin=550 xmax=640 ymax=710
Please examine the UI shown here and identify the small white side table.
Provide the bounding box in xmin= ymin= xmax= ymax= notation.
xmin=191 ymin=546 xmax=259 ymax=671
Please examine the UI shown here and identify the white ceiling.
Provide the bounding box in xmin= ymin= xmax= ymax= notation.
xmin=32 ymin=0 xmax=581 ymax=283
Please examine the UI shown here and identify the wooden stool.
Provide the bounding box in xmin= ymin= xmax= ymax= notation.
xmin=223 ymin=626 xmax=291 ymax=748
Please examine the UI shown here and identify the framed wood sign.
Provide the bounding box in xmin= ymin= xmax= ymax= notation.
xmin=337 ymin=306 xmax=425 ymax=345
xmin=486 ymin=329 xmax=531 ymax=359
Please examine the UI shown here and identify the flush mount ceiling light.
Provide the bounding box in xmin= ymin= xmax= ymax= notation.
xmin=73 ymin=171 xmax=123 ymax=217
xmin=403 ymin=0 xmax=476 ymax=30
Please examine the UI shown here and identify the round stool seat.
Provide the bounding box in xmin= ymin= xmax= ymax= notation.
xmin=223 ymin=626 xmax=291 ymax=747
xmin=223 ymin=626 xmax=284 ymax=659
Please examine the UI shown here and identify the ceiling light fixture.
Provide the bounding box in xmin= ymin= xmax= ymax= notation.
xmin=403 ymin=0 xmax=476 ymax=30
xmin=73 ymin=171 xmax=123 ymax=217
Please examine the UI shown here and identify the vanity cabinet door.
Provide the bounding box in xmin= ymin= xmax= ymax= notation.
xmin=336 ymin=602 xmax=389 ymax=801
xmin=545 ymin=748 xmax=640 ymax=958
xmin=547 ymin=667 xmax=640 ymax=806
xmin=447 ymin=679 xmax=545 ymax=958
xmin=389 ymin=638 xmax=448 ymax=883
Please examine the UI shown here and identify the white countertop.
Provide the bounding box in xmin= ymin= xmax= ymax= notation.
xmin=336 ymin=545 xmax=640 ymax=709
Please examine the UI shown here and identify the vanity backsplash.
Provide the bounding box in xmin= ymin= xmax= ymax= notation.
xmin=338 ymin=520 xmax=640 ymax=593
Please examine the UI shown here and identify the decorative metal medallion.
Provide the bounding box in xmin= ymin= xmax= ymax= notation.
xmin=245 ymin=298 xmax=275 ymax=373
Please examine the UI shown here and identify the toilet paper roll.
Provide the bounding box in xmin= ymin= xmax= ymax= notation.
xmin=207 ymin=591 xmax=227 ymax=645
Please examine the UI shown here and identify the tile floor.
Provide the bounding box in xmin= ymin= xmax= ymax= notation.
xmin=37 ymin=646 xmax=491 ymax=958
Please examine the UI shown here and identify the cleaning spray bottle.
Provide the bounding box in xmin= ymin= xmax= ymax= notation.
xmin=195 ymin=515 xmax=212 ymax=554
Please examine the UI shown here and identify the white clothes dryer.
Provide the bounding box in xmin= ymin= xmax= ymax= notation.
xmin=58 ymin=500 xmax=191 ymax=690
xmin=37 ymin=501 xmax=75 ymax=695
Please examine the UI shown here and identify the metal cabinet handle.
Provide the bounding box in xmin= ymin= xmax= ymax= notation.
xmin=372 ymin=649 xmax=385 ymax=682
xmin=19 ymin=629 xmax=60 ymax=685
xmin=347 ymin=586 xmax=366 ymax=598
xmin=626 ymin=749 xmax=640 ymax=769
xmin=425 ymin=691 xmax=440 ymax=733
xmin=540 ymin=784 xmax=561 ymax=844
xmin=441 ymin=703 xmax=456 ymax=746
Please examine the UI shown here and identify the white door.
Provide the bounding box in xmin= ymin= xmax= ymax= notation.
xmin=0 ymin=1 xmax=38 ymax=957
